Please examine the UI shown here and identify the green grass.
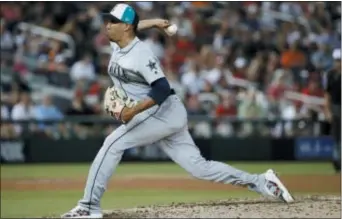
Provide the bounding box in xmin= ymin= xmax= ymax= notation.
xmin=2 ymin=189 xmax=339 ymax=218
xmin=1 ymin=189 xmax=256 ymax=218
xmin=1 ymin=161 xmax=336 ymax=179
xmin=0 ymin=162 xmax=338 ymax=218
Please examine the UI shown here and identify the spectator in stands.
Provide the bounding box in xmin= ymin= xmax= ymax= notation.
xmin=0 ymin=2 xmax=22 ymax=24
xmin=1 ymin=74 xmax=31 ymax=115
xmin=186 ymin=95 xmax=206 ymax=116
xmin=215 ymin=92 xmax=237 ymax=118
xmin=266 ymin=70 xmax=292 ymax=104
xmin=65 ymin=91 xmax=96 ymax=138
xmin=238 ymin=88 xmax=268 ymax=136
xmin=186 ymin=94 xmax=212 ymax=138
xmin=1 ymin=2 xmax=340 ymax=139
xmin=299 ymin=79 xmax=325 ymax=119
xmin=0 ymin=105 xmax=17 ymax=139
xmin=19 ymin=34 xmax=41 ymax=59
xmin=1 ymin=90 xmax=20 ymax=112
xmin=143 ymin=31 xmax=165 ymax=59
xmin=164 ymin=65 xmax=186 ymax=100
xmin=212 ymin=21 xmax=230 ymax=53
xmin=171 ymin=29 xmax=196 ymax=72
xmin=37 ymin=40 xmax=69 ymax=73
xmin=265 ymin=52 xmax=281 ymax=84
xmin=66 ymin=91 xmax=95 ymax=116
xmin=1 ymin=74 xmax=31 ymax=96
xmin=34 ymin=95 xmax=64 ymax=132
xmin=87 ymin=4 xmax=103 ymax=33
xmin=247 ymin=51 xmax=269 ymax=86
xmin=11 ymin=92 xmax=35 ymax=136
xmin=233 ymin=57 xmax=248 ymax=80
xmin=239 ymin=89 xmax=268 ymax=119
xmin=1 ymin=105 xmax=10 ymax=120
xmin=280 ymin=40 xmax=307 ymax=70
xmin=181 ymin=57 xmax=205 ymax=95
xmin=170 ymin=6 xmax=195 ymax=40
xmin=70 ymin=53 xmax=96 ymax=83
xmin=97 ymin=53 xmax=111 ymax=78
xmin=0 ymin=19 xmax=15 ymax=51
xmin=245 ymin=3 xmax=260 ymax=31
xmin=204 ymin=53 xmax=226 ymax=86
xmin=215 ymin=92 xmax=237 ymax=137
xmin=301 ymin=79 xmax=324 ymax=98
xmin=93 ymin=27 xmax=110 ymax=49
xmin=310 ymin=43 xmax=334 ymax=72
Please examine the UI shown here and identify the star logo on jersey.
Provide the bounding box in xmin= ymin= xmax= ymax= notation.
xmin=146 ymin=60 xmax=157 ymax=73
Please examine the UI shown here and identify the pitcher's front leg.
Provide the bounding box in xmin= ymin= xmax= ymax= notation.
xmin=78 ymin=126 xmax=127 ymax=213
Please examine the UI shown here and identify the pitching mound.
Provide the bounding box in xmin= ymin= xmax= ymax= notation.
xmin=104 ymin=195 xmax=341 ymax=218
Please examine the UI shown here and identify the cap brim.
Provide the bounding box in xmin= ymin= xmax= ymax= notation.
xmin=101 ymin=13 xmax=122 ymax=23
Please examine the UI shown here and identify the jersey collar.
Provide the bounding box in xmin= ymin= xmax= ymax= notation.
xmin=120 ymin=37 xmax=140 ymax=53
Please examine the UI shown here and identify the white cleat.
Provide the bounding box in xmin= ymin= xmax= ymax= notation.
xmin=61 ymin=206 xmax=103 ymax=218
xmin=263 ymin=169 xmax=294 ymax=203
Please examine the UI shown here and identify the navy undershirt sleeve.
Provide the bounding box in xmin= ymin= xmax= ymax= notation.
xmin=147 ymin=77 xmax=171 ymax=105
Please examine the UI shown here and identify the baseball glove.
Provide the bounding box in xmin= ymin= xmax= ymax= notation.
xmin=103 ymin=86 xmax=138 ymax=120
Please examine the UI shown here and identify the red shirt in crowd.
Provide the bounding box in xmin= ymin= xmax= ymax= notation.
xmin=301 ymin=87 xmax=324 ymax=98
xmin=215 ymin=104 xmax=237 ymax=118
xmin=267 ymin=83 xmax=290 ymax=100
xmin=171 ymin=38 xmax=196 ymax=72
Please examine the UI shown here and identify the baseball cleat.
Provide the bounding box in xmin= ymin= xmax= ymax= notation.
xmin=263 ymin=169 xmax=294 ymax=203
xmin=61 ymin=206 xmax=103 ymax=218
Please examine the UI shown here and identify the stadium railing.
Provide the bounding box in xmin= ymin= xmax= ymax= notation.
xmin=1 ymin=116 xmax=327 ymax=139
xmin=17 ymin=22 xmax=76 ymax=59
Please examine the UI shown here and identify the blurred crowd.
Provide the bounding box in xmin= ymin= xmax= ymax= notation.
xmin=0 ymin=2 xmax=341 ymax=139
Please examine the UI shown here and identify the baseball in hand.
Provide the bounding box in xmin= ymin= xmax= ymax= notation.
xmin=165 ymin=24 xmax=178 ymax=36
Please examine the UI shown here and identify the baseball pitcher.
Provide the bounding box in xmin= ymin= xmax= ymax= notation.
xmin=62 ymin=4 xmax=294 ymax=218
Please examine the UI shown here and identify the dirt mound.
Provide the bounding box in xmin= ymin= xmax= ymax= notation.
xmin=104 ymin=195 xmax=341 ymax=218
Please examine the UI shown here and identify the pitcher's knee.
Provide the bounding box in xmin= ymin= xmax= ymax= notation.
xmin=102 ymin=136 xmax=125 ymax=156
xmin=187 ymin=157 xmax=212 ymax=179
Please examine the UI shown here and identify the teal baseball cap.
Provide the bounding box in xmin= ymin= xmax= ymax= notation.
xmin=102 ymin=3 xmax=138 ymax=25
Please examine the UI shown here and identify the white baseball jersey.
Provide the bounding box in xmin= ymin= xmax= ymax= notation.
xmin=108 ymin=37 xmax=166 ymax=102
